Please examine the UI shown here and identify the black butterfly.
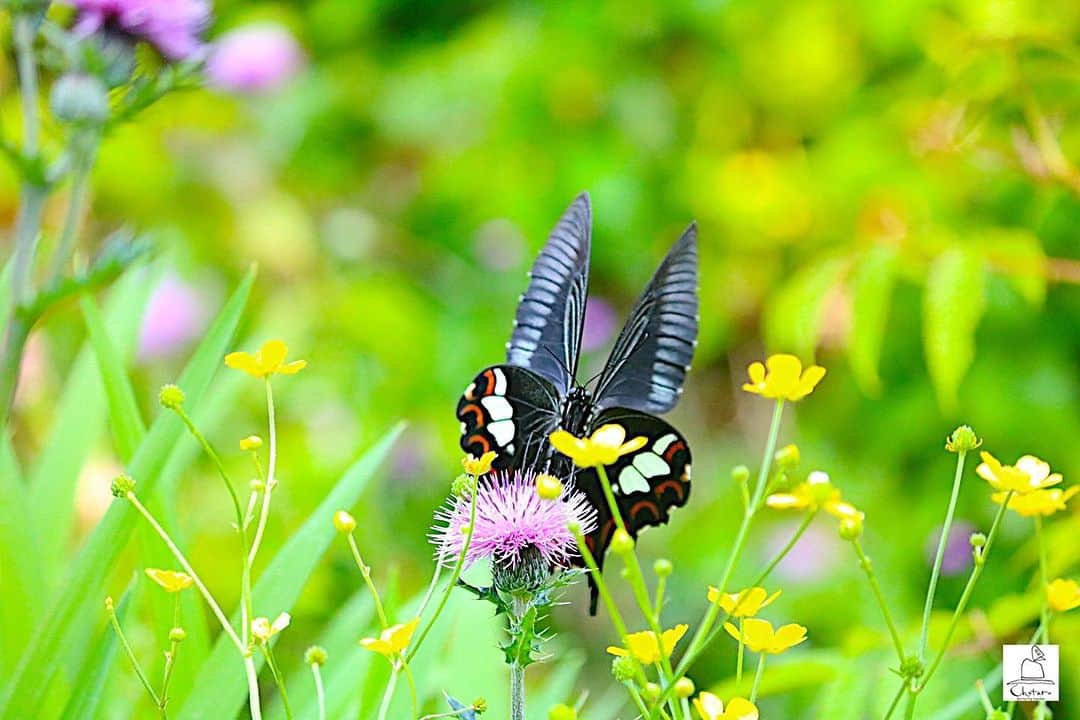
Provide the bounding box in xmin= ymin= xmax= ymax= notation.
xmin=457 ymin=193 xmax=698 ymax=612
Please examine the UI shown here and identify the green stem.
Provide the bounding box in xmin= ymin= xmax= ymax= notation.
xmin=0 ymin=314 xmax=32 ymax=425
xmin=736 ymin=618 xmax=745 ymax=687
xmin=107 ymin=600 xmax=163 ymax=710
xmin=570 ymin=524 xmax=629 ymax=639
xmin=750 ymin=653 xmax=767 ymax=703
xmin=407 ymin=474 xmax=479 ymax=662
xmin=310 ymin=663 xmax=326 ymax=720
xmin=262 ymin=645 xmax=293 ymax=720
xmin=918 ymin=450 xmax=968 ymax=662
xmin=13 ymin=13 xmax=40 ymax=158
xmin=48 ymin=139 xmax=96 ymax=284
xmin=653 ymin=573 xmax=667 ymax=619
xmin=348 ymin=533 xmax=389 ymax=629
xmin=401 ymin=659 xmax=419 ymax=720
xmin=248 ymin=380 xmax=277 ymax=566
xmin=851 ymin=539 xmax=906 ymax=663
xmin=883 ymin=679 xmax=906 ymax=720
xmin=1035 ymin=516 xmax=1050 ymax=642
xmin=376 ymin=665 xmax=399 ymax=720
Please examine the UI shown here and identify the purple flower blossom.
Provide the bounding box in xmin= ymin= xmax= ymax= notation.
xmin=68 ymin=0 xmax=211 ymax=61
xmin=431 ymin=470 xmax=597 ymax=571
xmin=206 ymin=23 xmax=304 ymax=94
xmin=582 ymin=296 xmax=617 ymax=351
xmin=137 ymin=272 xmax=209 ymax=361
xmin=925 ymin=520 xmax=975 ymax=576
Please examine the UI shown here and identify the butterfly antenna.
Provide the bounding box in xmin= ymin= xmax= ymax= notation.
xmin=541 ymin=345 xmax=575 ymax=382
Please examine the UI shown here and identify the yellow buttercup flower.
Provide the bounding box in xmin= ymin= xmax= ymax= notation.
xmin=742 ymin=354 xmax=825 ymax=402
xmin=765 ymin=471 xmax=862 ymax=522
xmin=976 ymin=452 xmax=1061 ymax=495
xmin=992 ymin=486 xmax=1078 ymax=517
xmin=360 ymin=617 xmax=420 ymax=657
xmin=225 ymin=339 xmax=307 ymax=379
xmin=549 ymin=424 xmax=647 ymax=468
xmin=724 ymin=617 xmax=807 ymax=654
xmin=145 ymin=568 xmax=193 ymax=593
xmin=693 ymin=692 xmax=758 ymax=720
xmin=251 ymin=612 xmax=291 ymax=643
xmin=707 ymin=586 xmax=781 ymax=618
xmin=1047 ymin=578 xmax=1080 ymax=613
xmin=462 ymin=450 xmax=497 ymax=476
xmin=606 ymin=624 xmax=688 ymax=665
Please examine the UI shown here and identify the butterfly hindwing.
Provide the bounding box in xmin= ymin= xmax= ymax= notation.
xmin=594 ymin=224 xmax=699 ymax=414
xmin=572 ymin=408 xmax=692 ymax=613
xmin=457 ymin=364 xmax=561 ymax=470
xmin=506 ymin=193 xmax=592 ymax=395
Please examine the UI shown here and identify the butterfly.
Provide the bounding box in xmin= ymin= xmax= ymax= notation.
xmin=457 ymin=192 xmax=698 ymax=613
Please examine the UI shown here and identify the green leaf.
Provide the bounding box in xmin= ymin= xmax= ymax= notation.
xmin=177 ymin=423 xmax=404 ymax=720
xmin=28 ymin=266 xmax=155 ymax=582
xmin=0 ymin=268 xmax=255 ymax=719
xmin=80 ymin=294 xmax=147 ymax=460
xmin=0 ymin=432 xmax=42 ymax=675
xmin=979 ymin=228 xmax=1047 ymax=307
xmin=847 ymin=245 xmax=898 ymax=395
xmin=764 ymin=256 xmax=848 ymax=361
xmin=923 ymin=247 xmax=986 ymax=411
xmin=59 ymin=583 xmax=136 ymax=720
xmin=501 ymin=606 xmax=538 ymax=667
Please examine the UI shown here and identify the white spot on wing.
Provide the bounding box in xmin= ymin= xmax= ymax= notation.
xmin=619 ymin=466 xmax=651 ymax=494
xmin=652 ymin=433 xmax=678 ymax=453
xmin=481 ymin=396 xmax=513 ymax=421
xmin=633 ymin=452 xmax=670 ymax=478
xmin=493 ymin=368 xmax=508 ymax=395
xmin=488 ymin=420 xmax=515 ymax=446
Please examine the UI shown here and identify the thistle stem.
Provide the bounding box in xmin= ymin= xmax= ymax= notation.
xmin=510 ymin=597 xmax=528 ymax=720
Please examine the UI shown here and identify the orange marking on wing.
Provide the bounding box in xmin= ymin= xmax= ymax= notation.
xmin=459 ymin=403 xmax=485 ymax=427
xmin=655 ymin=478 xmax=686 ymax=500
xmin=630 ymin=500 xmax=661 ymax=521
xmin=466 ymin=434 xmax=491 ymax=454
xmin=481 ymin=368 xmax=496 ymax=395
xmin=663 ymin=440 xmax=687 ymax=462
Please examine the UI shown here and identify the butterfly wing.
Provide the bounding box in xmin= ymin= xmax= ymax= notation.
xmin=457 ymin=364 xmax=562 ymax=471
xmin=506 ymin=193 xmax=592 ymax=395
xmin=593 ymin=224 xmax=698 ymax=415
xmin=571 ymin=408 xmax=692 ymax=613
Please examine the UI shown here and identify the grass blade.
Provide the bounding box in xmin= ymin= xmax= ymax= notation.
xmin=0 ymin=431 xmax=42 ymax=674
xmin=0 ymin=267 xmax=255 ymax=718
xmin=176 ymin=423 xmax=404 ymax=720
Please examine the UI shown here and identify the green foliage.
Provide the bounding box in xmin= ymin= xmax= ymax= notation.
xmin=923 ymin=247 xmax=986 ymax=412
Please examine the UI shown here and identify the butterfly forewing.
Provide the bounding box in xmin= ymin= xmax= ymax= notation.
xmin=457 ymin=364 xmax=561 ymax=470
xmin=572 ymin=408 xmax=692 ymax=612
xmin=593 ymin=224 xmax=699 ymax=414
xmin=505 ymin=193 xmax=592 ymax=394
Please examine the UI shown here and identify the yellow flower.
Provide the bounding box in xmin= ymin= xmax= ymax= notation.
xmin=225 ymin=339 xmax=307 ymax=378
xmin=765 ymin=471 xmax=862 ymax=522
xmin=360 ymin=617 xmax=420 ymax=657
xmin=606 ymin=624 xmax=688 ymax=665
xmin=145 ymin=568 xmax=193 ymax=593
xmin=707 ymin=586 xmax=781 ymax=618
xmin=693 ymin=692 xmax=758 ymax=720
xmin=724 ymin=617 xmax=808 ymax=654
xmin=462 ymin=450 xmax=497 ymax=476
xmin=333 ymin=510 xmax=357 ymax=533
xmin=976 ymin=452 xmax=1062 ymax=495
xmin=240 ymin=435 xmax=263 ymax=451
xmin=251 ymin=612 xmax=291 ymax=643
xmin=549 ymin=424 xmax=647 ymax=468
xmin=992 ymin=486 xmax=1078 ymax=518
xmin=536 ymin=473 xmax=564 ymax=500
xmin=742 ymin=354 xmax=825 ymax=402
xmin=1047 ymin=578 xmax=1080 ymax=613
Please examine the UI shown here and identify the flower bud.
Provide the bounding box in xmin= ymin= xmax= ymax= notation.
xmin=731 ymin=465 xmax=750 ymax=485
xmin=838 ymin=515 xmax=864 ymax=540
xmin=536 ymin=473 xmax=563 ymax=500
xmin=104 ymin=596 xmax=114 ymax=612
xmin=305 ymin=645 xmax=328 ymax=666
xmin=111 ymin=473 xmax=136 ymax=498
xmin=610 ymin=529 xmax=635 ymax=556
xmin=900 ymin=655 xmax=924 ymax=679
xmin=240 ymin=435 xmax=263 ymax=451
xmin=774 ymin=444 xmax=800 ymax=470
xmin=653 ymin=558 xmax=674 ymax=578
xmin=451 ymin=473 xmax=472 ymax=497
xmin=158 ymin=384 xmax=186 ymax=410
xmin=548 ymin=704 xmax=577 ymax=720
xmin=50 ymin=74 xmax=109 ymax=126
xmin=642 ymin=682 xmax=661 ymax=704
xmin=945 ymin=425 xmax=981 ymax=453
xmin=674 ymin=677 xmax=695 ymax=698
xmin=472 ymin=698 xmax=488 ymax=713
xmin=332 ymin=510 xmax=356 ymax=533
xmin=567 ymin=519 xmax=581 ymax=534
xmin=969 ymin=532 xmax=987 ymax=549
xmin=611 ymin=655 xmax=639 ymax=682
xmin=169 ymin=627 xmax=187 ymax=642
xmin=250 ymin=479 xmax=265 ymax=492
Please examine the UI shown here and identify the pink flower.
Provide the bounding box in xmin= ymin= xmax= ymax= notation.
xmin=68 ymin=0 xmax=211 ymax=61
xmin=137 ymin=273 xmax=210 ymax=361
xmin=206 ymin=23 xmax=304 ymax=94
xmin=431 ymin=470 xmax=597 ymax=571
xmin=582 ymin=296 xmax=617 ymax=351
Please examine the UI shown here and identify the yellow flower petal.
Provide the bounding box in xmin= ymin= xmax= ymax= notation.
xmin=359 ymin=617 xmax=420 ymax=657
xmin=724 ymin=697 xmax=759 ymax=720
xmin=1047 ymin=578 xmax=1080 ymax=613
xmin=278 ymin=360 xmax=307 ymax=375
xmin=259 ymin=340 xmax=289 ymax=372
xmin=765 ymin=493 xmax=806 ymax=510
xmin=145 ymin=568 xmax=193 ymax=593
xmin=693 ymin=691 xmax=725 ymax=720
xmin=661 ymin=624 xmax=689 ymax=655
xmin=462 ymin=450 xmax=498 ymax=476
xmin=791 ymin=364 xmax=827 ymax=400
xmin=772 ymin=623 xmax=809 ymax=652
xmin=549 ymin=425 xmax=647 ymax=468
xmin=743 ymin=354 xmax=826 ymax=401
xmin=605 ymin=645 xmax=630 ymax=657
xmin=224 ymin=352 xmax=264 ymax=378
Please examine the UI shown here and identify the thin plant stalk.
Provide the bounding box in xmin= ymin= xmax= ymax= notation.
xmin=310 ymin=661 xmax=326 ymax=720
xmin=248 ymin=379 xmax=277 ymax=565
xmin=750 ymin=654 xmax=767 ymax=703
xmin=570 ymin=524 xmax=629 ymax=640
xmin=107 ymin=600 xmax=163 ymax=712
xmin=261 ymin=644 xmax=293 ymax=720
xmin=347 ymin=533 xmax=389 ymax=629
xmin=736 ymin=618 xmax=745 ymax=686
xmin=509 ymin=595 xmax=530 ymax=720
xmin=918 ymin=449 xmax=968 ymax=661
xmin=401 ymin=659 xmax=419 ymax=720
xmin=376 ymin=666 xmax=399 ymax=720
xmin=48 ymin=143 xmax=95 ymax=283
xmin=851 ymin=538 xmax=905 ymax=662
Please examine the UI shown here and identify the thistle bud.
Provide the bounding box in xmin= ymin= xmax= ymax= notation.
xmin=945 ymin=425 xmax=981 ymax=453
xmin=158 ymin=384 xmax=186 ymax=410
xmin=50 ymin=74 xmax=109 ymax=126
xmin=332 ymin=510 xmax=356 ymax=534
xmin=111 ymin=473 xmax=136 ymax=498
xmin=305 ymin=645 xmax=328 ymax=666
xmin=610 ymin=529 xmax=635 ymax=556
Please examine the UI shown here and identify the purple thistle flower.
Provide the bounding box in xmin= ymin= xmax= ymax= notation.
xmin=68 ymin=0 xmax=211 ymax=61
xmin=431 ymin=470 xmax=597 ymax=572
xmin=206 ymin=23 xmax=304 ymax=94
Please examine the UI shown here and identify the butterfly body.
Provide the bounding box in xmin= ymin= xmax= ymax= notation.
xmin=457 ymin=193 xmax=699 ymax=612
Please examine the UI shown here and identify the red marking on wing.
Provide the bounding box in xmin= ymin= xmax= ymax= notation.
xmin=466 ymin=434 xmax=491 ymax=454
xmin=654 ymin=478 xmax=686 ymax=500
xmin=629 ymin=500 xmax=661 ymax=522
xmin=459 ymin=403 xmax=485 ymax=427
xmin=481 ymin=369 xmax=496 ymax=395
xmin=663 ymin=440 xmax=687 ymax=462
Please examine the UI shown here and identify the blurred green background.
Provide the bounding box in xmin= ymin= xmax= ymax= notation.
xmin=3 ymin=0 xmax=1079 ymax=717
